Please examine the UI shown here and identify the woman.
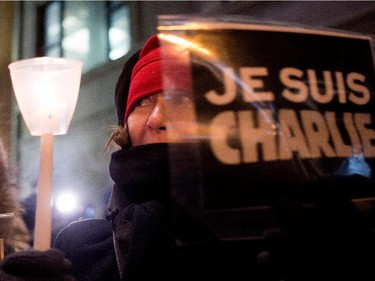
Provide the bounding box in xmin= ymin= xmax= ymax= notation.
xmin=53 ymin=34 xmax=208 ymax=281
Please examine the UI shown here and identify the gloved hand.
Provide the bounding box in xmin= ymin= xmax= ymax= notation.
xmin=111 ymin=200 xmax=176 ymax=281
xmin=257 ymin=176 xmax=375 ymax=281
xmin=0 ymin=248 xmax=76 ymax=281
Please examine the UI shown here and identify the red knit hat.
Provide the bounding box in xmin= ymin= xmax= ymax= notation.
xmin=124 ymin=34 xmax=192 ymax=123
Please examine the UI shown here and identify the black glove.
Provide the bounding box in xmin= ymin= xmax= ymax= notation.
xmin=111 ymin=201 xmax=176 ymax=281
xmin=258 ymin=176 xmax=375 ymax=281
xmin=0 ymin=248 xmax=76 ymax=281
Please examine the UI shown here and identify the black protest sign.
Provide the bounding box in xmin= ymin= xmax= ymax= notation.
xmin=160 ymin=22 xmax=375 ymax=241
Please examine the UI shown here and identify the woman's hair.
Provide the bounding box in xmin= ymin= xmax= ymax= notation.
xmin=106 ymin=124 xmax=132 ymax=150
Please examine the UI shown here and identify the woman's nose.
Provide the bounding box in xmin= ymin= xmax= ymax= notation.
xmin=147 ymin=96 xmax=166 ymax=131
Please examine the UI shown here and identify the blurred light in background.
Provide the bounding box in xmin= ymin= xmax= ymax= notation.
xmin=55 ymin=191 xmax=79 ymax=214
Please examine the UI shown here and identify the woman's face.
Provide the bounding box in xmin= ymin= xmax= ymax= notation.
xmin=127 ymin=93 xmax=168 ymax=146
xmin=127 ymin=92 xmax=196 ymax=146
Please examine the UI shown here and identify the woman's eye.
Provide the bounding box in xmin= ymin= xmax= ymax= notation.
xmin=134 ymin=96 xmax=153 ymax=108
xmin=134 ymin=100 xmax=144 ymax=107
xmin=165 ymin=92 xmax=193 ymax=105
xmin=178 ymin=95 xmax=193 ymax=104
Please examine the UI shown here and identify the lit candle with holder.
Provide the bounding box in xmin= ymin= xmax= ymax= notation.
xmin=8 ymin=57 xmax=82 ymax=250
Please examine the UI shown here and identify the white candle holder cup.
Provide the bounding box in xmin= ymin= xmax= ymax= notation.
xmin=9 ymin=57 xmax=82 ymax=136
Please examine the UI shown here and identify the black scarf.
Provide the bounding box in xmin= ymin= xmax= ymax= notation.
xmin=108 ymin=143 xmax=171 ymax=214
